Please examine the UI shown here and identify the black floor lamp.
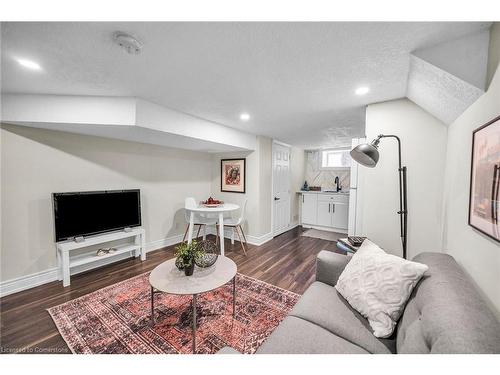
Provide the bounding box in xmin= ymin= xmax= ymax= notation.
xmin=350 ymin=135 xmax=408 ymax=259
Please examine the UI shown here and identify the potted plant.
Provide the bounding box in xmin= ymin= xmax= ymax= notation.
xmin=174 ymin=240 xmax=203 ymax=276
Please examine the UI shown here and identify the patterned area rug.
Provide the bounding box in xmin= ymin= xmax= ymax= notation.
xmin=48 ymin=273 xmax=299 ymax=354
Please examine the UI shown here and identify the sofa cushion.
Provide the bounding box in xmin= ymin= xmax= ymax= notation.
xmin=257 ymin=316 xmax=369 ymax=354
xmin=316 ymin=250 xmax=351 ymax=287
xmin=397 ymin=252 xmax=500 ymax=353
xmin=335 ymin=240 xmax=428 ymax=338
xmin=290 ymin=281 xmax=395 ymax=354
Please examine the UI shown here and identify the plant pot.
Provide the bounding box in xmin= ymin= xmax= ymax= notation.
xmin=184 ymin=262 xmax=195 ymax=276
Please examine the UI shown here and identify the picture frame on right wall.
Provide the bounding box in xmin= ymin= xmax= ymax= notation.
xmin=469 ymin=115 xmax=500 ymax=243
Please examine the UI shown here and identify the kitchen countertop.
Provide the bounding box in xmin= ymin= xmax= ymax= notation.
xmin=297 ymin=190 xmax=349 ymax=195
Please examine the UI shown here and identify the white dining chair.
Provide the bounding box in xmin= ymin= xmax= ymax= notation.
xmin=183 ymin=197 xmax=219 ymax=243
xmin=222 ymin=199 xmax=248 ymax=255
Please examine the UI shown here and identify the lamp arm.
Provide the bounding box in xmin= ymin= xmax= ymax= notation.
xmin=377 ymin=134 xmax=402 ymax=170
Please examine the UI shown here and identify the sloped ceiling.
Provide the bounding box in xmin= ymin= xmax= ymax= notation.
xmin=407 ymin=30 xmax=490 ymax=125
xmin=413 ymin=30 xmax=490 ymax=90
xmin=406 ymin=55 xmax=484 ymax=125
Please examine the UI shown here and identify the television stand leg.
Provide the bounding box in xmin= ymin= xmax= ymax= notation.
xmin=139 ymin=232 xmax=146 ymax=261
xmin=134 ymin=233 xmax=140 ymax=258
xmin=62 ymin=250 xmax=70 ymax=287
xmin=56 ymin=247 xmax=62 ymax=281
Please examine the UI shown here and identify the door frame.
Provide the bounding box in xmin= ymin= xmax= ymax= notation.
xmin=271 ymin=140 xmax=292 ymax=237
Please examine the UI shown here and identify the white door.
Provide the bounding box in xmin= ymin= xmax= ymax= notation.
xmin=317 ymin=201 xmax=332 ymax=227
xmin=332 ymin=202 xmax=349 ymax=230
xmin=301 ymin=194 xmax=317 ymax=225
xmin=273 ymin=142 xmax=291 ymax=236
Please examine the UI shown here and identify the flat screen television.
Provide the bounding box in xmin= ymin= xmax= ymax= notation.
xmin=53 ymin=189 xmax=141 ymax=242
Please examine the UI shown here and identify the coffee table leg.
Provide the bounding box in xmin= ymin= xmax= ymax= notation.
xmin=150 ymin=286 xmax=155 ymax=325
xmin=192 ymin=294 xmax=197 ymax=353
xmin=233 ymin=276 xmax=236 ymax=318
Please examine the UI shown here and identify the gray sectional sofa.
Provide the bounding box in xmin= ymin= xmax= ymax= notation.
xmin=220 ymin=251 xmax=500 ymax=354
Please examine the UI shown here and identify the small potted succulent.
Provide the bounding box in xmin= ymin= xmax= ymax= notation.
xmin=174 ymin=240 xmax=203 ymax=276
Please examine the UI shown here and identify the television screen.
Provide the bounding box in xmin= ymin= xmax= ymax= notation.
xmin=53 ymin=189 xmax=141 ymax=242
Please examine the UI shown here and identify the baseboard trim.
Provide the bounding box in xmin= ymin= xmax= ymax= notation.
xmin=273 ymin=222 xmax=299 ymax=237
xmin=206 ymin=227 xmax=274 ymax=246
xmin=145 ymin=234 xmax=184 ymax=252
xmin=247 ymin=231 xmax=274 ymax=246
xmin=0 ymin=233 xmax=185 ymax=298
xmin=0 ymin=226 xmax=302 ymax=298
xmin=301 ymin=224 xmax=347 ymax=234
xmin=0 ymin=267 xmax=59 ymax=298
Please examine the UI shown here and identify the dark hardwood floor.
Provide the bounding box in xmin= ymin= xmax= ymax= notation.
xmin=0 ymin=226 xmax=342 ymax=354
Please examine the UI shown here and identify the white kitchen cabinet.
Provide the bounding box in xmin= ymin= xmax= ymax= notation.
xmin=317 ymin=200 xmax=332 ymax=226
xmin=299 ymin=192 xmax=349 ymax=233
xmin=301 ymin=193 xmax=317 ymax=225
xmin=332 ymin=201 xmax=349 ymax=230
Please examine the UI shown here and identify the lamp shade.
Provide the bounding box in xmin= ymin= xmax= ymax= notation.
xmin=350 ymin=142 xmax=379 ymax=167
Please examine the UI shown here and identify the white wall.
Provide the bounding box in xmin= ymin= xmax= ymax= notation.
xmin=442 ymin=25 xmax=500 ymax=318
xmin=290 ymin=146 xmax=305 ymax=226
xmin=0 ymin=124 xmax=212 ymax=282
xmin=260 ymin=138 xmax=273 ymax=235
xmin=210 ymin=136 xmax=273 ymax=239
xmin=209 ymin=139 xmax=303 ymax=239
xmin=359 ymin=99 xmax=448 ymax=258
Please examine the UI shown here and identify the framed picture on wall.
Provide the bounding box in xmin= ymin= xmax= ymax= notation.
xmin=221 ymin=158 xmax=246 ymax=193
xmin=468 ymin=115 xmax=500 ymax=243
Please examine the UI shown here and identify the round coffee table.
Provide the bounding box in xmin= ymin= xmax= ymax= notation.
xmin=149 ymin=256 xmax=237 ymax=353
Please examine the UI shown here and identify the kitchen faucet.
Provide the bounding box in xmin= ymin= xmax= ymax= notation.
xmin=334 ymin=176 xmax=341 ymax=192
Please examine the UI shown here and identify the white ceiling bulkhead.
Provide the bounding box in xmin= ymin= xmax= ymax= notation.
xmin=1 ymin=94 xmax=257 ymax=153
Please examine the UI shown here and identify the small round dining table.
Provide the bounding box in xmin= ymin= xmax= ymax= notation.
xmin=186 ymin=203 xmax=240 ymax=256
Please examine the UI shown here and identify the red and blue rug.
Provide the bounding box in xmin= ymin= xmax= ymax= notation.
xmin=48 ymin=273 xmax=299 ymax=354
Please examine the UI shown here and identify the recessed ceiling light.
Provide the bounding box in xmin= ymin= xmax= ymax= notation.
xmin=16 ymin=58 xmax=42 ymax=71
xmin=239 ymin=113 xmax=250 ymax=121
xmin=355 ymin=86 xmax=370 ymax=96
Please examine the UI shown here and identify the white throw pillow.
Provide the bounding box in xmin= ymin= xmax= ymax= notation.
xmin=335 ymin=240 xmax=428 ymax=338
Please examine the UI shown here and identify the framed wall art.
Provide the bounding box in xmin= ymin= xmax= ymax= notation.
xmin=221 ymin=158 xmax=246 ymax=193
xmin=469 ymin=115 xmax=500 ymax=242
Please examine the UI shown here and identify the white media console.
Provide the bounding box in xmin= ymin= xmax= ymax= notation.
xmin=56 ymin=227 xmax=146 ymax=287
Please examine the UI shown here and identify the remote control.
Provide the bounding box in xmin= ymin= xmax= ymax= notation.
xmin=348 ymin=236 xmax=366 ymax=247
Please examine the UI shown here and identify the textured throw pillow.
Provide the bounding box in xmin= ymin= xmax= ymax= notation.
xmin=335 ymin=240 xmax=428 ymax=338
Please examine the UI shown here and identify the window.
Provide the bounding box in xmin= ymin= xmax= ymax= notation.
xmin=321 ymin=149 xmax=351 ymax=169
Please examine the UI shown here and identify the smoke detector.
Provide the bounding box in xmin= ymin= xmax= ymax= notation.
xmin=113 ymin=32 xmax=143 ymax=55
